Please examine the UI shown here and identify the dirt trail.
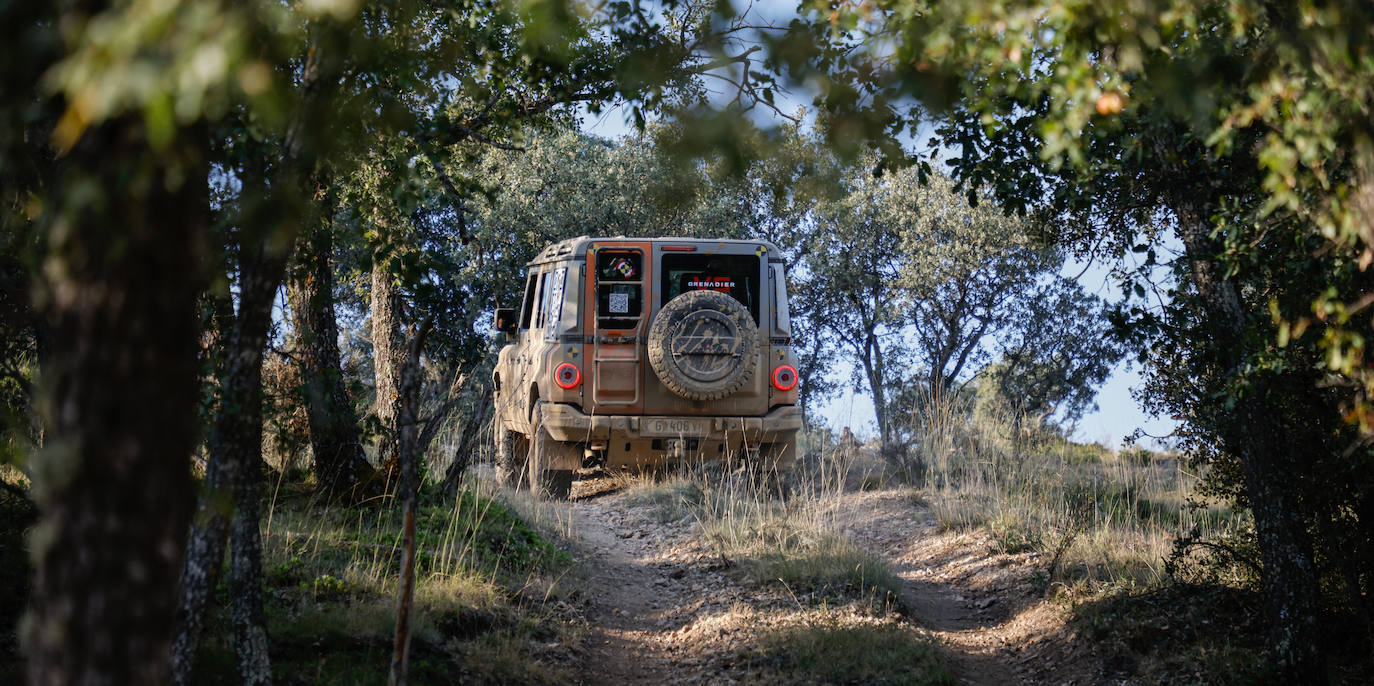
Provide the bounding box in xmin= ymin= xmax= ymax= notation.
xmin=568 ymin=497 xmax=685 ymax=682
xmin=566 ymin=481 xmax=749 ymax=685
xmin=825 ymin=491 xmax=1099 ymax=685
xmin=565 ymin=482 xmax=1099 ymax=685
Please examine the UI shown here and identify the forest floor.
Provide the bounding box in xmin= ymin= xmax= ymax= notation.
xmin=0 ymin=456 xmax=1320 ymax=684
xmin=562 ymin=474 xmax=1098 ymax=685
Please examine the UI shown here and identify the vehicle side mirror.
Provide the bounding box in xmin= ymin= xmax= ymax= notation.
xmin=493 ymin=307 xmax=518 ymax=334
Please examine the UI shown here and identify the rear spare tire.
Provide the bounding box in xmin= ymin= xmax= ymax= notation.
xmin=648 ymin=290 xmax=758 ymax=400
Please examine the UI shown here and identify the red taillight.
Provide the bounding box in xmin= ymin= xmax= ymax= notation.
xmin=554 ymin=362 xmax=582 ymax=390
xmin=771 ymin=365 xmax=798 ymax=392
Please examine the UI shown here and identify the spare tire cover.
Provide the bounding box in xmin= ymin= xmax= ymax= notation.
xmin=648 ymin=290 xmax=758 ymax=400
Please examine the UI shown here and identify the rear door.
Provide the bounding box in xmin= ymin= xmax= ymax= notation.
xmin=641 ymin=241 xmax=770 ymax=417
xmin=584 ymin=241 xmax=651 ymax=415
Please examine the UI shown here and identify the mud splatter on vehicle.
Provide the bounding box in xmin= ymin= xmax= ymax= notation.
xmin=491 ymin=237 xmax=801 ymax=498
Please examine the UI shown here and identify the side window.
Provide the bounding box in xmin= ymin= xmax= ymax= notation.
xmin=771 ymin=264 xmax=790 ymax=334
xmin=518 ymin=273 xmax=537 ymax=329
xmin=595 ymin=250 xmax=643 ymax=330
xmin=530 ymin=271 xmax=548 ymax=330
xmin=543 ymin=266 xmax=567 ymax=342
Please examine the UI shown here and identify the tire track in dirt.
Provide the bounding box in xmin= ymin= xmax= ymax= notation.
xmin=826 ymin=490 xmax=1101 ymax=686
xmin=570 ymin=499 xmax=678 ymax=683
xmin=566 ymin=482 xmax=1101 ymax=685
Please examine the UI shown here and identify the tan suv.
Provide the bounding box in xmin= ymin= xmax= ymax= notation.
xmin=491 ymin=236 xmax=802 ymax=497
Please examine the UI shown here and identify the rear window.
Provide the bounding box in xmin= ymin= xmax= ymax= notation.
xmin=595 ymin=249 xmax=643 ymax=330
xmin=660 ymin=254 xmax=759 ymax=323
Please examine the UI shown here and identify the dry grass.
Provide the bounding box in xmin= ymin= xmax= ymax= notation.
xmin=918 ymin=443 xmax=1244 ymax=590
xmin=620 ymin=450 xmax=905 ymax=610
xmin=195 ymin=476 xmax=580 ymax=685
xmin=885 ymin=390 xmax=1248 ymax=592
xmin=738 ymin=606 xmax=954 ymax=685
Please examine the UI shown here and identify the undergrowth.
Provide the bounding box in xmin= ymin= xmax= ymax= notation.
xmin=194 ymin=481 xmax=577 ymax=685
xmin=870 ymin=389 xmax=1299 ymax=679
xmin=1072 ymin=584 xmax=1272 ymax=684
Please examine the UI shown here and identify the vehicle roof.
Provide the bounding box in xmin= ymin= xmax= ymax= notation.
xmin=529 ymin=235 xmax=782 ymax=265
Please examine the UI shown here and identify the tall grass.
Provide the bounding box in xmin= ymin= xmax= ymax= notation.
xmin=619 ymin=447 xmax=904 ymax=609
xmin=893 ymin=386 xmax=1248 ymax=590
xmin=192 ymin=475 xmax=578 ymax=685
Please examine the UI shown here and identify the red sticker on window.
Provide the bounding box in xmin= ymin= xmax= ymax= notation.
xmin=687 ymin=276 xmax=734 ymax=293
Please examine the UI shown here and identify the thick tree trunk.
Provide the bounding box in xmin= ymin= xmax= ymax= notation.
xmin=371 ymin=261 xmax=406 ymax=476
xmin=170 ymin=233 xmax=284 ymax=686
xmin=288 ymin=212 xmax=380 ymax=500
xmin=26 ymin=117 xmax=204 ymax=685
xmin=1175 ymin=203 xmax=1325 ymax=681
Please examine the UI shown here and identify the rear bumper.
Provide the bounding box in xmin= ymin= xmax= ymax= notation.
xmin=541 ymin=403 xmax=803 ymax=444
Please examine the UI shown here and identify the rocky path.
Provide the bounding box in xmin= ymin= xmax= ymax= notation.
xmin=569 ymin=497 xmax=686 ymax=683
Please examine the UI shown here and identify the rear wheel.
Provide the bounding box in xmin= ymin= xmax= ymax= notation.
xmin=536 ymin=469 xmax=575 ymax=499
xmin=527 ymin=402 xmax=580 ymax=499
xmin=494 ymin=419 xmax=528 ymax=489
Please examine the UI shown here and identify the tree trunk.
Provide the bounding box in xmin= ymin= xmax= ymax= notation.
xmin=171 ymin=26 xmax=345 ymax=684
xmin=27 ymin=117 xmax=204 ymax=685
xmin=1175 ymin=202 xmax=1325 ymax=681
xmin=859 ymin=331 xmax=889 ymax=448
xmin=288 ymin=209 xmax=381 ymax=500
xmin=230 ymin=458 xmax=272 ymax=686
xmin=389 ymin=318 xmax=432 ymax=686
xmin=171 ymin=229 xmax=285 ymax=686
xmin=372 ymin=260 xmax=406 ymax=476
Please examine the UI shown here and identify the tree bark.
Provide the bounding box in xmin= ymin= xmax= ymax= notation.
xmin=371 ymin=260 xmax=407 ymax=476
xmin=1174 ymin=202 xmax=1325 ymax=681
xmin=388 ymin=318 xmax=432 ymax=686
xmin=230 ymin=458 xmax=272 ymax=686
xmin=288 ymin=208 xmax=381 ymax=500
xmin=171 ymin=227 xmax=284 ymax=686
xmin=27 ymin=116 xmax=204 ymax=685
xmin=859 ymin=329 xmax=890 ymax=448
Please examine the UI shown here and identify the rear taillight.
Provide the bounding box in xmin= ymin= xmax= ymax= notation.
xmin=771 ymin=365 xmax=798 ymax=392
xmin=554 ymin=362 xmax=582 ymax=390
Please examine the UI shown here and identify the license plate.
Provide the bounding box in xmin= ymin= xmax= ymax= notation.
xmin=642 ymin=417 xmax=711 ymax=437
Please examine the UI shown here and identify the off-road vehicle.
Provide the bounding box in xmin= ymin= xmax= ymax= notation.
xmin=491 ymin=236 xmax=802 ymax=497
